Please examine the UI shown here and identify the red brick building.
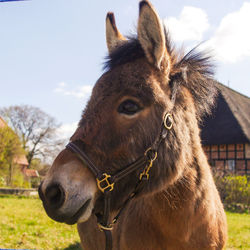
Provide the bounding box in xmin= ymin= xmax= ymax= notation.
xmin=201 ymin=83 xmax=250 ymax=175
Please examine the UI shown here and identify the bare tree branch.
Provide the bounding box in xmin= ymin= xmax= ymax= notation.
xmin=0 ymin=105 xmax=65 ymax=165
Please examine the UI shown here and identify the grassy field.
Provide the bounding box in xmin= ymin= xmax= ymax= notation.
xmin=0 ymin=196 xmax=80 ymax=250
xmin=0 ymin=196 xmax=249 ymax=249
xmin=226 ymin=212 xmax=250 ymax=249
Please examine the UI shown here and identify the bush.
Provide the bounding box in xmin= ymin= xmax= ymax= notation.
xmin=214 ymin=175 xmax=250 ymax=213
xmin=0 ymin=176 xmax=6 ymax=187
xmin=12 ymin=172 xmax=31 ymax=188
xmin=30 ymin=177 xmax=40 ymax=188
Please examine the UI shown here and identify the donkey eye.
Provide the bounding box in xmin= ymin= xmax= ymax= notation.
xmin=118 ymin=99 xmax=141 ymax=115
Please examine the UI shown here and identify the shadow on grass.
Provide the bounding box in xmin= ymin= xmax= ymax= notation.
xmin=63 ymin=242 xmax=82 ymax=250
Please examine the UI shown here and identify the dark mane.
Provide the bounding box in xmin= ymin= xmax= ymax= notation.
xmin=103 ymin=29 xmax=174 ymax=71
xmin=174 ymin=45 xmax=218 ymax=120
xmin=103 ymin=37 xmax=144 ymax=71
xmin=104 ymin=30 xmax=217 ymax=120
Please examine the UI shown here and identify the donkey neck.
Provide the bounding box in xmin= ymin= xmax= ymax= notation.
xmin=117 ymin=166 xmax=214 ymax=250
xmin=115 ymin=133 xmax=217 ymax=247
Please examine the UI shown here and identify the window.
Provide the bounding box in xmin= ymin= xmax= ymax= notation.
xmin=227 ymin=160 xmax=235 ymax=171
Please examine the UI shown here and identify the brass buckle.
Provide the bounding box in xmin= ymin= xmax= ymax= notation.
xmin=96 ymin=173 xmax=114 ymax=193
xmin=139 ymin=160 xmax=153 ymax=180
xmin=140 ymin=148 xmax=158 ymax=180
xmin=164 ymin=113 xmax=173 ymax=130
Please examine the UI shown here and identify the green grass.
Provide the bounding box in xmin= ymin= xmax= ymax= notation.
xmin=226 ymin=211 xmax=250 ymax=249
xmin=0 ymin=196 xmax=249 ymax=249
xmin=0 ymin=195 xmax=80 ymax=250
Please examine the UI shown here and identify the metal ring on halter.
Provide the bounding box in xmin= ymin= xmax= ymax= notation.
xmin=163 ymin=113 xmax=173 ymax=130
xmin=144 ymin=147 xmax=158 ymax=161
xmin=98 ymin=223 xmax=113 ymax=231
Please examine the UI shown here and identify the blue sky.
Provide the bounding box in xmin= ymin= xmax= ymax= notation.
xmin=1 ymin=0 xmax=250 ymax=138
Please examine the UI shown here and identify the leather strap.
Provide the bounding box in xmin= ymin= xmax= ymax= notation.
xmin=66 ymin=141 xmax=101 ymax=178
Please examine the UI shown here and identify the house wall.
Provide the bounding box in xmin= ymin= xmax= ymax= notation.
xmin=245 ymin=143 xmax=250 ymax=158
xmin=203 ymin=143 xmax=250 ymax=175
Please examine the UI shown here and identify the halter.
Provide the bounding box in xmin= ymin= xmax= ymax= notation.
xmin=66 ymin=112 xmax=173 ymax=250
xmin=65 ymin=85 xmax=178 ymax=250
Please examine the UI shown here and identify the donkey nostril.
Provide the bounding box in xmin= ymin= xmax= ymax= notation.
xmin=45 ymin=183 xmax=65 ymax=209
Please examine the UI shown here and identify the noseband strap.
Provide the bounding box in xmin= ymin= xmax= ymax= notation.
xmin=66 ymin=142 xmax=102 ymax=179
xmin=65 ymin=112 xmax=173 ymax=250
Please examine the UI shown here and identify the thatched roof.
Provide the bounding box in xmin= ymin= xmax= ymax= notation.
xmin=201 ymin=82 xmax=250 ymax=145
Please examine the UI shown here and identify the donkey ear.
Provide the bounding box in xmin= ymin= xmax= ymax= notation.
xmin=106 ymin=12 xmax=127 ymax=54
xmin=138 ymin=1 xmax=167 ymax=69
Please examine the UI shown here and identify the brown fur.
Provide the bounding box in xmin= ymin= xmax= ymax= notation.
xmin=138 ymin=1 xmax=167 ymax=68
xmin=106 ymin=12 xmax=127 ymax=53
xmin=39 ymin=1 xmax=227 ymax=249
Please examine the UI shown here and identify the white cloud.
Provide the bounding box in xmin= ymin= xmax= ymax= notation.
xmin=208 ymin=2 xmax=250 ymax=63
xmin=54 ymin=82 xmax=93 ymax=99
xmin=57 ymin=122 xmax=78 ymax=140
xmin=58 ymin=82 xmax=66 ymax=87
xmin=164 ymin=6 xmax=209 ymax=42
xmin=164 ymin=3 xmax=250 ymax=64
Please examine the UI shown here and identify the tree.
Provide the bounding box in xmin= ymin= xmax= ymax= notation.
xmin=0 ymin=126 xmax=23 ymax=185
xmin=0 ymin=105 xmax=65 ymax=165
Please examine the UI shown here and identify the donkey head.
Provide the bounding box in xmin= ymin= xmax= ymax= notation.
xmin=39 ymin=0 xmax=216 ymax=225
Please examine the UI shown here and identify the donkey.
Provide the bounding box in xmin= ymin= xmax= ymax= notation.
xmin=39 ymin=1 xmax=227 ymax=249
